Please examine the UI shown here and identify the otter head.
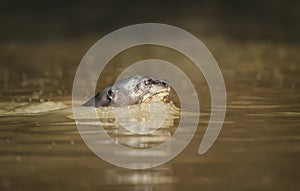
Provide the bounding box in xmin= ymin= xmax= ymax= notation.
xmin=83 ymin=76 xmax=170 ymax=107
xmin=132 ymin=76 xmax=170 ymax=104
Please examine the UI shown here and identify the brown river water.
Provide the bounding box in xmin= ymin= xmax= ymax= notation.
xmin=0 ymin=72 xmax=299 ymax=191
xmin=0 ymin=14 xmax=299 ymax=191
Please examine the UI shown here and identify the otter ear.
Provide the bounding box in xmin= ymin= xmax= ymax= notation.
xmin=106 ymin=89 xmax=115 ymax=102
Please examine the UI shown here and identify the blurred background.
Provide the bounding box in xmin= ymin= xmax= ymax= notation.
xmin=0 ymin=0 xmax=299 ymax=101
xmin=0 ymin=1 xmax=299 ymax=191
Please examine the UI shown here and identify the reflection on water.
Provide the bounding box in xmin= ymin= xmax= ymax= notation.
xmin=0 ymin=0 xmax=299 ymax=189
xmin=0 ymin=36 xmax=299 ymax=189
xmin=0 ymin=86 xmax=299 ymax=190
xmin=0 ymin=5 xmax=299 ymax=188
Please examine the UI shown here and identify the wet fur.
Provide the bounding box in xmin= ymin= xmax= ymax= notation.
xmin=83 ymin=76 xmax=169 ymax=107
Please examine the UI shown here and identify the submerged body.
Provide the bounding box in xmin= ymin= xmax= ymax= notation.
xmin=83 ymin=76 xmax=170 ymax=107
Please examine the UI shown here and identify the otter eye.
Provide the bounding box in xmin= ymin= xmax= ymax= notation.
xmin=144 ymin=79 xmax=151 ymax=86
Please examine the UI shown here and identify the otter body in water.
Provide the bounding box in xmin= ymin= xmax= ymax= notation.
xmin=83 ymin=76 xmax=170 ymax=107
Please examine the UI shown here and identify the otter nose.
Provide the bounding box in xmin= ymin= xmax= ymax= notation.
xmin=159 ymin=80 xmax=168 ymax=87
xmin=153 ymin=79 xmax=168 ymax=87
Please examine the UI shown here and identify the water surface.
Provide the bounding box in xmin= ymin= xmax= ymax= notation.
xmin=0 ymin=86 xmax=299 ymax=191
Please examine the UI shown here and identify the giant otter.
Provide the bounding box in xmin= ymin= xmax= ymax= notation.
xmin=83 ymin=76 xmax=170 ymax=107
